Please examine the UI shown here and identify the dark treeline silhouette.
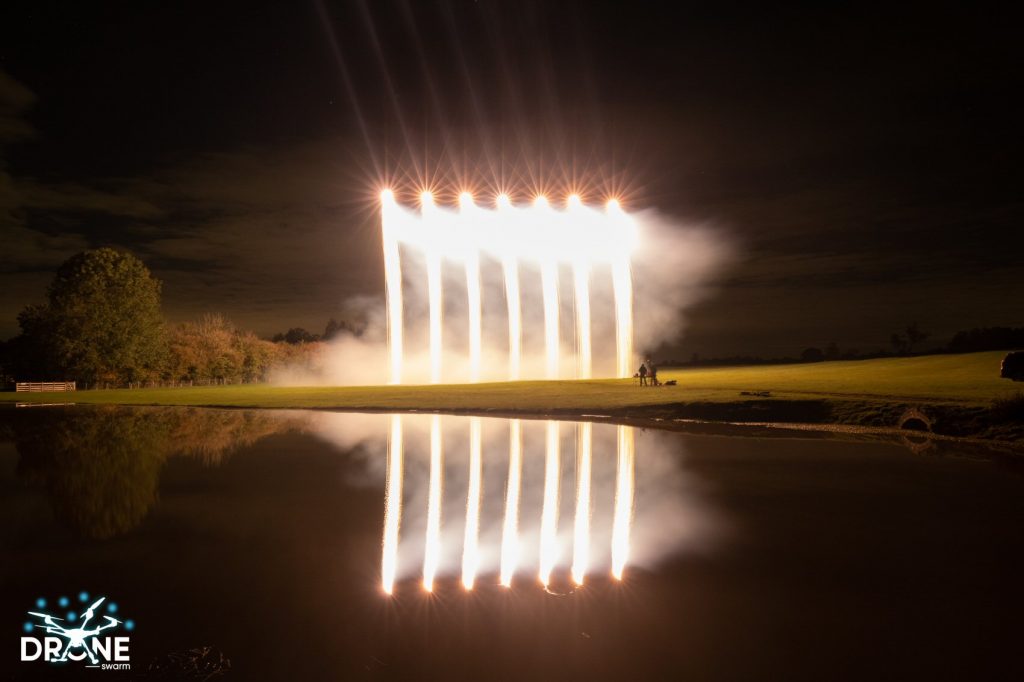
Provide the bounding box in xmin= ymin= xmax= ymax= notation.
xmin=271 ymin=318 xmax=367 ymax=345
xmin=0 ymin=249 xmax=362 ymax=388
xmin=949 ymin=327 xmax=1024 ymax=354
xmin=666 ymin=326 xmax=1024 ymax=368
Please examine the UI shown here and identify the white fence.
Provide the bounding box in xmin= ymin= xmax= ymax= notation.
xmin=15 ymin=381 xmax=77 ymax=392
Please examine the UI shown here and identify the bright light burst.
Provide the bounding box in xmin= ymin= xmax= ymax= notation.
xmin=380 ymin=190 xmax=636 ymax=383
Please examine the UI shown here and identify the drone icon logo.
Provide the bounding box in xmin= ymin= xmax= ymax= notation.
xmin=21 ymin=593 xmax=133 ymax=669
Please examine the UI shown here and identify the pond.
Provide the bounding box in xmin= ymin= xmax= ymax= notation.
xmin=2 ymin=405 xmax=1023 ymax=680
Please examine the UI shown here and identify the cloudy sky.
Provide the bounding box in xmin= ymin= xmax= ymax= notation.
xmin=1 ymin=1 xmax=1020 ymax=356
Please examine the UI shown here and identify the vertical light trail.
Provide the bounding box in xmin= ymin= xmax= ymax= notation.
xmin=423 ymin=415 xmax=443 ymax=591
xmin=541 ymin=261 xmax=560 ymax=379
xmin=536 ymin=196 xmax=559 ymax=379
xmin=573 ymin=261 xmax=592 ymax=380
xmin=568 ymin=195 xmax=592 ymax=380
xmin=499 ymin=418 xmax=523 ymax=586
xmin=611 ymin=425 xmax=635 ymax=580
xmin=502 ymin=256 xmax=522 ymax=381
xmin=539 ymin=420 xmax=561 ymax=586
xmin=571 ymin=421 xmax=592 ymax=585
xmin=611 ymin=258 xmax=633 ymax=379
xmin=382 ymin=415 xmax=404 ymax=594
xmin=461 ymin=193 xmax=483 ymax=382
xmin=422 ymin=192 xmax=443 ymax=383
xmin=465 ymin=251 xmax=482 ymax=383
xmin=498 ymin=194 xmax=522 ymax=380
xmin=380 ymin=191 xmax=403 ymax=384
xmin=462 ymin=417 xmax=483 ymax=590
xmin=609 ymin=200 xmax=634 ymax=379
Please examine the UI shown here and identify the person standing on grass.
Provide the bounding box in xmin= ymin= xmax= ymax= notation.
xmin=650 ymin=361 xmax=659 ymax=386
xmin=638 ymin=363 xmax=648 ymax=386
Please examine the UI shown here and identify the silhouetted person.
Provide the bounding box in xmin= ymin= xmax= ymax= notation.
xmin=638 ymin=363 xmax=648 ymax=386
xmin=649 ymin=361 xmax=659 ymax=386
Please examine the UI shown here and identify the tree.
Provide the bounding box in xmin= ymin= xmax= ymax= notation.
xmin=891 ymin=322 xmax=930 ymax=355
xmin=800 ymin=347 xmax=825 ymax=362
xmin=272 ymin=327 xmax=319 ymax=344
xmin=167 ymin=315 xmax=280 ymax=384
xmin=168 ymin=314 xmax=242 ymax=384
xmin=17 ymin=249 xmax=166 ymax=385
xmin=905 ymin=322 xmax=929 ymax=353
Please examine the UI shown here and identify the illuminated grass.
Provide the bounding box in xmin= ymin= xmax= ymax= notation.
xmin=3 ymin=352 xmax=1015 ymax=411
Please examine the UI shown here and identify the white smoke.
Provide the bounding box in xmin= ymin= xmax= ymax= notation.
xmin=271 ymin=207 xmax=730 ymax=386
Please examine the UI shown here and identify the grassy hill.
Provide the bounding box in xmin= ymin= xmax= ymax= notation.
xmin=3 ymin=351 xmax=1017 ymax=421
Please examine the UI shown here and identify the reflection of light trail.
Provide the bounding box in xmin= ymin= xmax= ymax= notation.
xmin=380 ymin=191 xmax=403 ymax=384
xmin=423 ymin=415 xmax=443 ymax=591
xmin=571 ymin=422 xmax=592 ymax=585
xmin=611 ymin=425 xmax=635 ymax=580
xmin=539 ymin=421 xmax=561 ymax=585
xmin=500 ymin=419 xmax=523 ymax=586
xmin=382 ymin=415 xmax=404 ymax=594
xmin=462 ymin=417 xmax=483 ymax=589
xmin=422 ymin=192 xmax=444 ymax=384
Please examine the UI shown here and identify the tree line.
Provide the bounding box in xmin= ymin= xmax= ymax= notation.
xmin=0 ymin=249 xmax=334 ymax=388
xmin=666 ymin=323 xmax=1024 ymax=368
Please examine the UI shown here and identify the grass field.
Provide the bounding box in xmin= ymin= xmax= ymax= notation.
xmin=2 ymin=351 xmax=1016 ymax=413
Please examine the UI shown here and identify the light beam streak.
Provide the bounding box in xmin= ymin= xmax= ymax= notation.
xmin=381 ymin=193 xmax=638 ymax=384
xmin=536 ymin=196 xmax=560 ymax=379
xmin=382 ymin=415 xmax=404 ymax=594
xmin=609 ymin=200 xmax=635 ymax=379
xmin=498 ymin=194 xmax=522 ymax=380
xmin=573 ymin=260 xmax=592 ymax=380
xmin=571 ymin=422 xmax=592 ymax=585
xmin=500 ymin=418 xmax=523 ymax=586
xmin=541 ymin=261 xmax=560 ymax=379
xmin=461 ymin=192 xmax=483 ymax=382
xmin=423 ymin=193 xmax=444 ymax=383
xmin=539 ymin=420 xmax=561 ymax=586
xmin=423 ymin=415 xmax=443 ymax=591
xmin=502 ymin=256 xmax=522 ymax=381
xmin=381 ymin=191 xmax=403 ymax=384
xmin=611 ymin=425 xmax=635 ymax=580
xmin=462 ymin=417 xmax=483 ymax=589
xmin=466 ymin=252 xmax=482 ymax=382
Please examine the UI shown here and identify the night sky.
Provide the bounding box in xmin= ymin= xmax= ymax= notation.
xmin=1 ymin=1 xmax=1020 ymax=357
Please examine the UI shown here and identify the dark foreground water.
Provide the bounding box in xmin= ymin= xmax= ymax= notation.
xmin=2 ymin=405 xmax=1022 ymax=681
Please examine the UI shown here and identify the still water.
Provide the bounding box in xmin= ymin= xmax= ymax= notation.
xmin=2 ymin=406 xmax=1022 ymax=680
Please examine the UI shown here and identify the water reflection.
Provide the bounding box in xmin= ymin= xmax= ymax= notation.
xmin=2 ymin=407 xmax=709 ymax=588
xmin=320 ymin=413 xmax=704 ymax=594
xmin=4 ymin=406 xmax=309 ymax=539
